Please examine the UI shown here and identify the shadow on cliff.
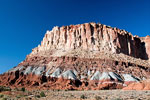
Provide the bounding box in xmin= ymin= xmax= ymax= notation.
xmin=118 ymin=34 xmax=148 ymax=60
xmin=140 ymin=42 xmax=148 ymax=60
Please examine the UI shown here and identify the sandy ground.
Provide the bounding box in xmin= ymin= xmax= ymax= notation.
xmin=1 ymin=89 xmax=150 ymax=100
xmin=38 ymin=90 xmax=150 ymax=100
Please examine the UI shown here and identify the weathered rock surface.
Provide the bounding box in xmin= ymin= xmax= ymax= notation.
xmin=30 ymin=23 xmax=149 ymax=60
xmin=123 ymin=79 xmax=150 ymax=90
xmin=0 ymin=22 xmax=150 ymax=90
xmin=145 ymin=36 xmax=150 ymax=60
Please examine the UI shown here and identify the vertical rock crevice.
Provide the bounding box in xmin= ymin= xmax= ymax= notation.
xmin=29 ymin=22 xmax=149 ymax=60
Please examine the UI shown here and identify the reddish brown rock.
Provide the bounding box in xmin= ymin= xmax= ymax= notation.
xmin=0 ymin=22 xmax=150 ymax=90
xmin=123 ymin=79 xmax=150 ymax=90
xmin=145 ymin=36 xmax=150 ymax=60
xmin=30 ymin=22 xmax=148 ymax=60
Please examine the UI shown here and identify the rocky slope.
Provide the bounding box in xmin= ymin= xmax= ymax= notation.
xmin=123 ymin=79 xmax=150 ymax=90
xmin=0 ymin=22 xmax=150 ymax=90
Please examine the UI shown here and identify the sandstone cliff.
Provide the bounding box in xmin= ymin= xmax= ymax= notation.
xmin=0 ymin=22 xmax=150 ymax=90
xmin=30 ymin=22 xmax=149 ymax=60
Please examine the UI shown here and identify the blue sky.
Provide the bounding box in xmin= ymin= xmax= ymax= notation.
xmin=0 ymin=0 xmax=150 ymax=74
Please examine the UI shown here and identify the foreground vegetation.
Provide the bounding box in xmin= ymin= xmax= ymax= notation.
xmin=0 ymin=86 xmax=150 ymax=100
xmin=0 ymin=86 xmax=46 ymax=100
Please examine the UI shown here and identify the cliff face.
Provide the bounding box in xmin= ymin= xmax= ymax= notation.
xmin=30 ymin=22 xmax=148 ymax=60
xmin=0 ymin=22 xmax=150 ymax=90
xmin=145 ymin=36 xmax=150 ymax=59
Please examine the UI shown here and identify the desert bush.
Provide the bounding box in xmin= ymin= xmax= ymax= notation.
xmin=21 ymin=87 xmax=25 ymax=92
xmin=16 ymin=95 xmax=21 ymax=99
xmin=95 ymin=95 xmax=102 ymax=100
xmin=0 ymin=94 xmax=4 ymax=98
xmin=114 ymin=98 xmax=123 ymax=100
xmin=70 ymin=94 xmax=74 ymax=97
xmin=40 ymin=91 xmax=46 ymax=97
xmin=27 ymin=91 xmax=32 ymax=95
xmin=0 ymin=86 xmax=11 ymax=92
xmin=80 ymin=94 xmax=87 ymax=99
xmin=16 ymin=94 xmax=26 ymax=99
xmin=0 ymin=87 xmax=4 ymax=92
xmin=2 ymin=97 xmax=7 ymax=100
xmin=35 ymin=95 xmax=40 ymax=98
xmin=14 ymin=87 xmax=19 ymax=91
xmin=56 ymin=89 xmax=60 ymax=91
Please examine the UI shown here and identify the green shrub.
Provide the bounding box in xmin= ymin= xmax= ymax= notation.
xmin=0 ymin=94 xmax=4 ymax=98
xmin=95 ymin=95 xmax=102 ymax=100
xmin=80 ymin=94 xmax=87 ymax=99
xmin=21 ymin=87 xmax=25 ymax=92
xmin=16 ymin=95 xmax=21 ymax=99
xmin=70 ymin=94 xmax=74 ymax=97
xmin=35 ymin=95 xmax=40 ymax=98
xmin=0 ymin=86 xmax=11 ymax=92
xmin=2 ymin=98 xmax=7 ymax=100
xmin=40 ymin=91 xmax=46 ymax=97
xmin=114 ymin=98 xmax=122 ymax=100
xmin=27 ymin=91 xmax=32 ymax=95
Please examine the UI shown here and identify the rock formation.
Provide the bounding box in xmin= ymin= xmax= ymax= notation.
xmin=123 ymin=79 xmax=150 ymax=90
xmin=145 ymin=36 xmax=150 ymax=60
xmin=0 ymin=22 xmax=150 ymax=90
xmin=30 ymin=23 xmax=148 ymax=60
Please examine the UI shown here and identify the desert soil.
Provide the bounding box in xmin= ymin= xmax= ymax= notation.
xmin=39 ymin=90 xmax=150 ymax=100
xmin=1 ymin=89 xmax=150 ymax=100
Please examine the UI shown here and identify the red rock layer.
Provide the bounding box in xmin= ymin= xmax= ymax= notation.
xmin=0 ymin=56 xmax=150 ymax=90
xmin=123 ymin=79 xmax=150 ymax=90
xmin=0 ymin=72 xmax=123 ymax=90
xmin=21 ymin=56 xmax=150 ymax=79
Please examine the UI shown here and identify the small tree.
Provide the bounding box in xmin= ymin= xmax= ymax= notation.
xmin=40 ymin=91 xmax=46 ymax=97
xmin=80 ymin=94 xmax=87 ymax=99
xmin=0 ymin=94 xmax=4 ymax=98
xmin=21 ymin=87 xmax=25 ymax=92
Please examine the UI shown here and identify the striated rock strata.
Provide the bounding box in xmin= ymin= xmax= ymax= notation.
xmin=0 ymin=22 xmax=150 ymax=90
xmin=123 ymin=79 xmax=150 ymax=90
xmin=30 ymin=23 xmax=149 ymax=60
